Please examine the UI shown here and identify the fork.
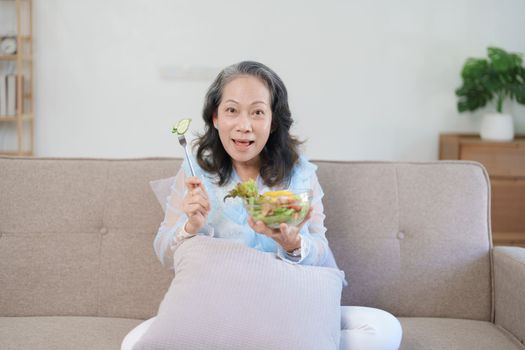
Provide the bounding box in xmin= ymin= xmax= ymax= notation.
xmin=177 ymin=134 xmax=196 ymax=177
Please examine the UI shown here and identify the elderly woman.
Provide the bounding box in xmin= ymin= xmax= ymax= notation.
xmin=122 ymin=61 xmax=402 ymax=350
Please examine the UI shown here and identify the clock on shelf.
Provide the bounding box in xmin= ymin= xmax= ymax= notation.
xmin=0 ymin=36 xmax=17 ymax=55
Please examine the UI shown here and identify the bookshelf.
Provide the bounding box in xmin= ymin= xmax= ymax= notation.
xmin=0 ymin=0 xmax=33 ymax=156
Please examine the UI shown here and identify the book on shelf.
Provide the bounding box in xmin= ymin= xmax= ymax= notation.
xmin=0 ymin=74 xmax=6 ymax=116
xmin=6 ymin=74 xmax=16 ymax=116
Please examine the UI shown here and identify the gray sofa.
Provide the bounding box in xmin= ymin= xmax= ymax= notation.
xmin=1 ymin=157 xmax=524 ymax=350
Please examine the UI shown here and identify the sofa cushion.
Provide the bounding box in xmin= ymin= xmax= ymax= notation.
xmin=0 ymin=316 xmax=142 ymax=350
xmin=398 ymin=317 xmax=525 ymax=350
xmin=134 ymin=235 xmax=345 ymax=350
xmin=318 ymin=161 xmax=492 ymax=320
xmin=0 ymin=158 xmax=176 ymax=319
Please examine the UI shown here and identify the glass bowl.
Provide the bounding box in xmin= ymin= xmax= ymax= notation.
xmin=243 ymin=190 xmax=313 ymax=229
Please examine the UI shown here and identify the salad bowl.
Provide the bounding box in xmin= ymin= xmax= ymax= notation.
xmin=243 ymin=189 xmax=312 ymax=228
xmin=225 ymin=180 xmax=313 ymax=228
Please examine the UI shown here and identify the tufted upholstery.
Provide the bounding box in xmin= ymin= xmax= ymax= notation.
xmin=318 ymin=161 xmax=492 ymax=320
xmin=1 ymin=157 xmax=524 ymax=350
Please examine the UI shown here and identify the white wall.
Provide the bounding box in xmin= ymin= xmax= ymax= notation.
xmin=31 ymin=0 xmax=525 ymax=160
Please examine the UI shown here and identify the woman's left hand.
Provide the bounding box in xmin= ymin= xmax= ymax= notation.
xmin=247 ymin=207 xmax=313 ymax=252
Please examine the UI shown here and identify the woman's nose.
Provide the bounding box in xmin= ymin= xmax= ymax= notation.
xmin=236 ymin=113 xmax=252 ymax=132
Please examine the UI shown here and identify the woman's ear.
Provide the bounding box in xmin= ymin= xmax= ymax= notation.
xmin=212 ymin=112 xmax=218 ymax=129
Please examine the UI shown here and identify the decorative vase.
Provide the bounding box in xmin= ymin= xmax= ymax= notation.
xmin=480 ymin=113 xmax=514 ymax=141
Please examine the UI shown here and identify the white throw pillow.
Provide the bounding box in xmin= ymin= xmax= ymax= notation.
xmin=133 ymin=235 xmax=344 ymax=350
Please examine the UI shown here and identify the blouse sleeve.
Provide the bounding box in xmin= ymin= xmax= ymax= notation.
xmin=276 ymin=170 xmax=338 ymax=268
xmin=153 ymin=167 xmax=213 ymax=268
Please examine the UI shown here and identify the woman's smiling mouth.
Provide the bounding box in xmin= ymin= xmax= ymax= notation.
xmin=232 ymin=139 xmax=255 ymax=150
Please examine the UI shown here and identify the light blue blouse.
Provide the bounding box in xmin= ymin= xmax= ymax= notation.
xmin=154 ymin=155 xmax=338 ymax=269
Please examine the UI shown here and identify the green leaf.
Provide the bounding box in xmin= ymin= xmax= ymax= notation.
xmin=516 ymin=85 xmax=525 ymax=104
xmin=223 ymin=179 xmax=260 ymax=202
xmin=488 ymin=47 xmax=513 ymax=72
xmin=461 ymin=58 xmax=488 ymax=79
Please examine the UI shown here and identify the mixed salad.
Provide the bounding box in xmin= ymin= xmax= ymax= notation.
xmin=224 ymin=179 xmax=310 ymax=227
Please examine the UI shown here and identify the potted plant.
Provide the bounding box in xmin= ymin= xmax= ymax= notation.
xmin=455 ymin=47 xmax=525 ymax=141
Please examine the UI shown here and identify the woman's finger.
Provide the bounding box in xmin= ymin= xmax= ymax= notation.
xmin=186 ymin=203 xmax=208 ymax=217
xmin=185 ymin=200 xmax=209 ymax=215
xmin=295 ymin=207 xmax=313 ymax=231
xmin=185 ymin=177 xmax=209 ymax=200
xmin=185 ymin=176 xmax=201 ymax=189
xmin=197 ymin=182 xmax=209 ymax=199
xmin=247 ymin=217 xmax=264 ymax=233
xmin=188 ymin=193 xmax=209 ymax=211
xmin=190 ymin=186 xmax=208 ymax=200
xmin=248 ymin=217 xmax=270 ymax=236
xmin=279 ymin=223 xmax=298 ymax=242
xmin=257 ymin=221 xmax=282 ymax=239
xmin=279 ymin=223 xmax=289 ymax=236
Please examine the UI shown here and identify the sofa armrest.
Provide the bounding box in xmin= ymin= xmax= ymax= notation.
xmin=493 ymin=246 xmax=525 ymax=344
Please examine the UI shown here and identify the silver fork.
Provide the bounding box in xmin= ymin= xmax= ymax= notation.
xmin=177 ymin=134 xmax=196 ymax=177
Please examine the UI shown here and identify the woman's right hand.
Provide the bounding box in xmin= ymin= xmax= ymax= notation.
xmin=182 ymin=176 xmax=210 ymax=234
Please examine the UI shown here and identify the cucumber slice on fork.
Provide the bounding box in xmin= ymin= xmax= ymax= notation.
xmin=171 ymin=118 xmax=192 ymax=135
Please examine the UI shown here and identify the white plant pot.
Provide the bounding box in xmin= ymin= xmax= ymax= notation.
xmin=480 ymin=113 xmax=514 ymax=141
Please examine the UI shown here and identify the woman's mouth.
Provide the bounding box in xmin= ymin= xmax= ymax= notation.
xmin=232 ymin=139 xmax=254 ymax=150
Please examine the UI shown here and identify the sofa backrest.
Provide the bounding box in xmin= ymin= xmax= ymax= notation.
xmin=317 ymin=160 xmax=492 ymax=321
xmin=0 ymin=157 xmax=176 ymax=319
xmin=0 ymin=158 xmax=492 ymax=321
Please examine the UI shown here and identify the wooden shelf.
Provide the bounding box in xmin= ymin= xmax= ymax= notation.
xmin=0 ymin=114 xmax=34 ymax=122
xmin=440 ymin=133 xmax=525 ymax=159
xmin=0 ymin=151 xmax=33 ymax=156
xmin=0 ymin=55 xmax=33 ymax=62
xmin=0 ymin=116 xmax=18 ymax=122
xmin=493 ymin=232 xmax=525 ymax=247
xmin=0 ymin=54 xmax=17 ymax=61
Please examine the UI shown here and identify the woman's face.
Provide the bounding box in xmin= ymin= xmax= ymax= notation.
xmin=214 ymin=75 xmax=272 ymax=168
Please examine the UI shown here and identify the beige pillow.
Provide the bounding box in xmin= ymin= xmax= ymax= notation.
xmin=134 ymin=236 xmax=344 ymax=350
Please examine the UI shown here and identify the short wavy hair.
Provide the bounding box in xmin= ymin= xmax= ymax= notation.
xmin=195 ymin=61 xmax=302 ymax=188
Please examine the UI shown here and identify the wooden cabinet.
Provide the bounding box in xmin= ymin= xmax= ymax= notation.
xmin=440 ymin=133 xmax=525 ymax=247
xmin=0 ymin=0 xmax=33 ymax=156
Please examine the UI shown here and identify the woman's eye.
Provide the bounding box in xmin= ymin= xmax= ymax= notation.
xmin=254 ymin=110 xmax=265 ymax=116
xmin=226 ymin=107 xmax=236 ymax=113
